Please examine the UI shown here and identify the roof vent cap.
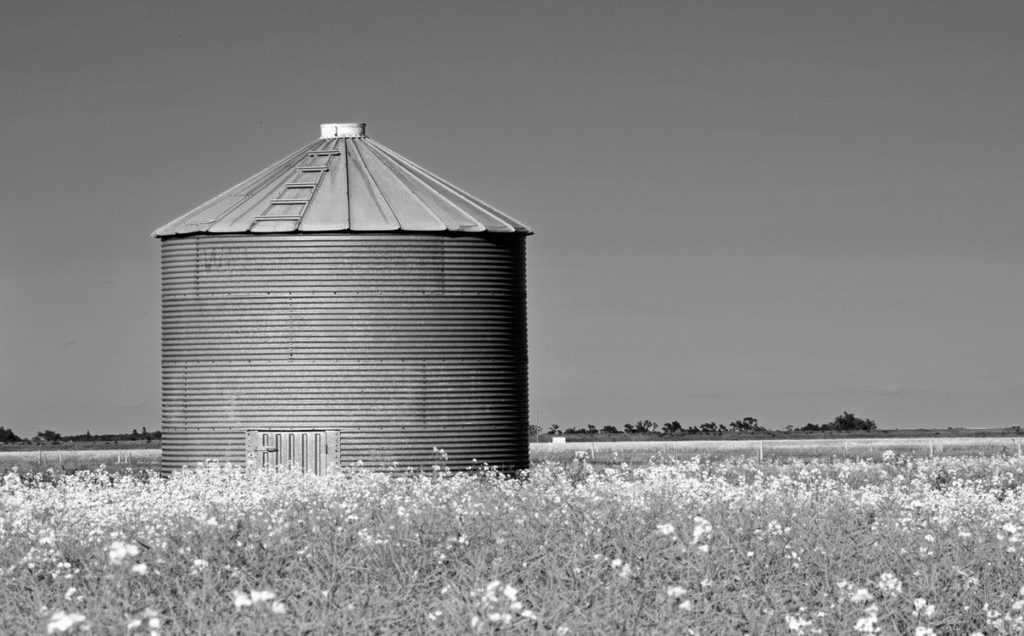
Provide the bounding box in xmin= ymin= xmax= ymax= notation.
xmin=320 ymin=123 xmax=366 ymax=139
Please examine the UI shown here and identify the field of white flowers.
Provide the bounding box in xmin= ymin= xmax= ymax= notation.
xmin=3 ymin=453 xmax=1024 ymax=634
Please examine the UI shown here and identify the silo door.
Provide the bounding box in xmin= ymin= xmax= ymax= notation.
xmin=245 ymin=430 xmax=336 ymax=474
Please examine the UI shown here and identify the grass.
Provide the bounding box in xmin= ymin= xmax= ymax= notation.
xmin=4 ymin=436 xmax=1020 ymax=476
xmin=3 ymin=451 xmax=1024 ymax=634
xmin=534 ymin=436 xmax=1024 ymax=467
xmin=0 ymin=449 xmax=160 ymax=476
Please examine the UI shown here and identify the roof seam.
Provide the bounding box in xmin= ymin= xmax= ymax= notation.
xmin=343 ymin=139 xmax=352 ymax=230
xmin=348 ymin=139 xmax=400 ymax=230
xmin=358 ymin=140 xmax=448 ymax=231
xmin=365 ymin=139 xmax=522 ymax=233
xmin=363 ymin=140 xmax=486 ymax=232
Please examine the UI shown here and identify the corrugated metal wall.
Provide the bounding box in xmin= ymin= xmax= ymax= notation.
xmin=160 ymin=233 xmax=528 ymax=473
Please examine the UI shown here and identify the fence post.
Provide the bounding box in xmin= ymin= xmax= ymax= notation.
xmin=929 ymin=441 xmax=934 ymax=457
xmin=1017 ymin=439 xmax=1021 ymax=460
xmin=759 ymin=440 xmax=764 ymax=462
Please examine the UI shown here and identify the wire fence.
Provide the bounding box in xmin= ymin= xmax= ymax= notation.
xmin=3 ymin=439 xmax=1021 ymax=474
xmin=530 ymin=437 xmax=1024 ymax=465
xmin=0 ymin=449 xmax=161 ymax=472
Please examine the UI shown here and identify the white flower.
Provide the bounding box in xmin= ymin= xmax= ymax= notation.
xmin=656 ymin=523 xmax=676 ymax=536
xmin=63 ymin=588 xmax=77 ymax=601
xmin=786 ymin=614 xmax=813 ymax=633
xmin=108 ymin=541 xmax=140 ymax=565
xmin=666 ymin=585 xmax=686 ymax=598
xmin=249 ymin=590 xmax=275 ymax=603
xmin=487 ymin=611 xmax=512 ymax=624
xmin=850 ymin=588 xmax=874 ymax=603
xmin=231 ymin=590 xmax=252 ymax=609
xmin=47 ymin=610 xmax=86 ymax=634
xmin=692 ymin=517 xmax=713 ymax=544
xmin=912 ymin=597 xmax=935 ymax=617
xmin=877 ymin=572 xmax=902 ymax=594
xmin=131 ymin=563 xmax=149 ymax=575
xmin=914 ymin=627 xmax=936 ymax=636
xmin=271 ymin=601 xmax=287 ymax=615
xmin=482 ymin=580 xmax=502 ymax=603
xmin=610 ymin=558 xmax=622 ymax=568
xmin=854 ymin=614 xmax=878 ymax=634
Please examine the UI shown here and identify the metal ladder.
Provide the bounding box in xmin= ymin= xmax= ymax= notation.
xmin=249 ymin=150 xmax=341 ymax=230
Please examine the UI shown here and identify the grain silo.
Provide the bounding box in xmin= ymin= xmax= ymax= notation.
xmin=154 ymin=123 xmax=531 ymax=474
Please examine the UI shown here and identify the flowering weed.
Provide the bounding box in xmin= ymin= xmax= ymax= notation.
xmin=2 ymin=455 xmax=1024 ymax=632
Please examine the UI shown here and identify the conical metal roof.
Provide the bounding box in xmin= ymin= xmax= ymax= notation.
xmin=153 ymin=123 xmax=531 ymax=237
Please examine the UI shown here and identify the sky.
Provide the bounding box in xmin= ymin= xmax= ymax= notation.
xmin=1 ymin=0 xmax=1023 ymax=436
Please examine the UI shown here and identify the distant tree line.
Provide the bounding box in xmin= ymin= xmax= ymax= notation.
xmin=0 ymin=427 xmax=20 ymax=444
xmin=0 ymin=427 xmax=161 ymax=444
xmin=544 ymin=416 xmax=767 ymax=438
xmin=538 ymin=412 xmax=878 ymax=438
xmin=793 ymin=411 xmax=876 ymax=432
